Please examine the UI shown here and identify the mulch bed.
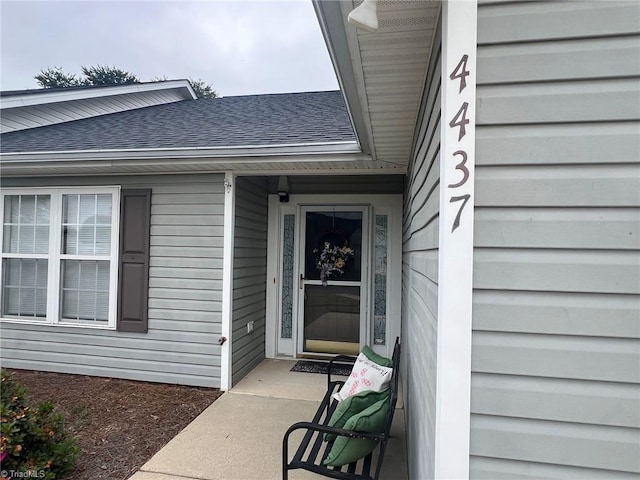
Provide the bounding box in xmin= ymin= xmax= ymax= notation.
xmin=4 ymin=369 xmax=222 ymax=480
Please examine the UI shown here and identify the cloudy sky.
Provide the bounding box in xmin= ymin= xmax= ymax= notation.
xmin=0 ymin=0 xmax=339 ymax=96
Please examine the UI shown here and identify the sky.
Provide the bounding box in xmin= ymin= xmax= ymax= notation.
xmin=0 ymin=0 xmax=339 ymax=96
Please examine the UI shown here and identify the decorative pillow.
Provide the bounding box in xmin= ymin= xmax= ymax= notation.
xmin=362 ymin=345 xmax=393 ymax=368
xmin=324 ymin=388 xmax=390 ymax=441
xmin=323 ymin=398 xmax=390 ymax=467
xmin=333 ymin=352 xmax=393 ymax=402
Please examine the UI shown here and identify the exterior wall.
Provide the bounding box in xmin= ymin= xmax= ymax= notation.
xmin=267 ymin=175 xmax=404 ymax=195
xmin=401 ymin=22 xmax=441 ymax=480
xmin=472 ymin=1 xmax=640 ymax=478
xmin=0 ymin=174 xmax=224 ymax=387
xmin=1 ymin=90 xmax=189 ymax=133
xmin=231 ymin=176 xmax=268 ymax=386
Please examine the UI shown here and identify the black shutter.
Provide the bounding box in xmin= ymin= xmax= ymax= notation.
xmin=117 ymin=189 xmax=151 ymax=333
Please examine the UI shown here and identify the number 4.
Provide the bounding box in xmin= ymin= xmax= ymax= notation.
xmin=449 ymin=54 xmax=470 ymax=93
xmin=449 ymin=102 xmax=469 ymax=142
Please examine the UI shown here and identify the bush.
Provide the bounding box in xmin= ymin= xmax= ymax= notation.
xmin=1 ymin=370 xmax=78 ymax=479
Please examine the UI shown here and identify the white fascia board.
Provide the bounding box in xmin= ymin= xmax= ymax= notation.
xmin=312 ymin=0 xmax=374 ymax=157
xmin=1 ymin=80 xmax=196 ymax=109
xmin=0 ymin=141 xmax=361 ymax=163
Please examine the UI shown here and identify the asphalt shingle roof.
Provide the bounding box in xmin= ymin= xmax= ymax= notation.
xmin=0 ymin=90 xmax=355 ymax=154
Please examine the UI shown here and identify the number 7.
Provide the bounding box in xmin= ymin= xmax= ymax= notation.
xmin=450 ymin=194 xmax=471 ymax=232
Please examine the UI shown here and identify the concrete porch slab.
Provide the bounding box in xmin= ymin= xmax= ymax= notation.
xmin=131 ymin=359 xmax=407 ymax=480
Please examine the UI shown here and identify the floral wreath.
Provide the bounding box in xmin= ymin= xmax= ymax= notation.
xmin=313 ymin=232 xmax=355 ymax=285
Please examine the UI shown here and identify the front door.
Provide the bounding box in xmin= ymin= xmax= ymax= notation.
xmin=297 ymin=206 xmax=369 ymax=356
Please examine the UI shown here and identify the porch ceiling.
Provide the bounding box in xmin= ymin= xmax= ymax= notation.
xmin=315 ymin=0 xmax=440 ymax=168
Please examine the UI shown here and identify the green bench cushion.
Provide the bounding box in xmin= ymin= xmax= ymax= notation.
xmin=362 ymin=345 xmax=393 ymax=368
xmin=324 ymin=388 xmax=390 ymax=441
xmin=323 ymin=398 xmax=390 ymax=467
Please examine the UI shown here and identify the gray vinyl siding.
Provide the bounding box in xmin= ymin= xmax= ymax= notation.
xmin=471 ymin=1 xmax=640 ymax=478
xmin=231 ymin=177 xmax=268 ymax=386
xmin=0 ymin=174 xmax=224 ymax=388
xmin=1 ymin=90 xmax=188 ymax=133
xmin=401 ymin=20 xmax=441 ymax=480
xmin=267 ymin=175 xmax=404 ymax=195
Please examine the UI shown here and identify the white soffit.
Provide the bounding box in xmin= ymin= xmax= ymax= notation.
xmin=339 ymin=0 xmax=440 ymax=167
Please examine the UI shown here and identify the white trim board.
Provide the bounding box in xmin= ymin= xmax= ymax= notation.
xmin=220 ymin=172 xmax=236 ymax=391
xmin=436 ymin=1 xmax=478 ymax=478
xmin=0 ymin=80 xmax=196 ymax=109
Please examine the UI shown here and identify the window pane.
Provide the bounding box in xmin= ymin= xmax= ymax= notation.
xmin=62 ymin=226 xmax=78 ymax=255
xmin=96 ymin=194 xmax=112 ymax=217
xmin=3 ymin=195 xmax=50 ymax=254
xmin=62 ymin=194 xmax=111 ymax=256
xmin=78 ymin=225 xmax=95 ymax=255
xmin=2 ymin=258 xmax=48 ymax=318
xmin=79 ymin=194 xmax=95 ymax=222
xmin=62 ymin=194 xmax=79 ymax=223
xmin=19 ymin=195 xmax=35 ymax=224
xmin=60 ymin=259 xmax=109 ymax=323
xmin=19 ymin=225 xmax=35 ymax=254
xmin=95 ymin=227 xmax=111 ymax=255
xmin=4 ymin=196 xmax=20 ymax=223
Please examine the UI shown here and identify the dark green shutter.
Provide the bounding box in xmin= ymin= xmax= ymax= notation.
xmin=117 ymin=189 xmax=151 ymax=333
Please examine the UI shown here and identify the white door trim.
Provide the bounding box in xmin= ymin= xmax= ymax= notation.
xmin=436 ymin=0 xmax=478 ymax=478
xmin=265 ymin=194 xmax=402 ymax=360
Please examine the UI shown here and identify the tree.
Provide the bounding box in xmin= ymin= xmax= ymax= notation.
xmin=80 ymin=65 xmax=139 ymax=85
xmin=152 ymin=76 xmax=218 ymax=99
xmin=34 ymin=66 xmax=217 ymax=98
xmin=188 ymin=78 xmax=218 ymax=99
xmin=34 ymin=67 xmax=83 ymax=88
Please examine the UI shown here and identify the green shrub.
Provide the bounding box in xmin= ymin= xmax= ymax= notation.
xmin=1 ymin=370 xmax=78 ymax=479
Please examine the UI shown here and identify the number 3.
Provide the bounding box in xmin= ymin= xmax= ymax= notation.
xmin=448 ymin=150 xmax=469 ymax=189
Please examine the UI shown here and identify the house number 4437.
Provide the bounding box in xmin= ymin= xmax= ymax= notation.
xmin=447 ymin=54 xmax=472 ymax=233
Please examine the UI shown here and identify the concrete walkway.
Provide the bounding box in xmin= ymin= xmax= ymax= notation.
xmin=129 ymin=359 xmax=407 ymax=480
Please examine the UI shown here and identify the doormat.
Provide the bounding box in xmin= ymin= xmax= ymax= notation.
xmin=290 ymin=360 xmax=352 ymax=376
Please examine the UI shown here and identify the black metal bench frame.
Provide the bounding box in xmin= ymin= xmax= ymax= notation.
xmin=282 ymin=338 xmax=401 ymax=480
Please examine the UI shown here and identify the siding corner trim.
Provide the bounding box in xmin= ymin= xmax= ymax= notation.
xmin=436 ymin=1 xmax=478 ymax=478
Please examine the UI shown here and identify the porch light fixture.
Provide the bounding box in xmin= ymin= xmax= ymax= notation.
xmin=348 ymin=0 xmax=379 ymax=33
xmin=277 ymin=175 xmax=290 ymax=203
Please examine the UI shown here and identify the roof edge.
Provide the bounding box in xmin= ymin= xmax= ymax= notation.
xmin=0 ymin=80 xmax=197 ymax=109
xmin=0 ymin=141 xmax=362 ymax=162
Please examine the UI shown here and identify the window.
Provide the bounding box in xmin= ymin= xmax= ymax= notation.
xmin=1 ymin=188 xmax=120 ymax=329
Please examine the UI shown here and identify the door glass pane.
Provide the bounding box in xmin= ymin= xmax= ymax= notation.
xmin=280 ymin=214 xmax=295 ymax=339
xmin=305 ymin=211 xmax=362 ymax=282
xmin=374 ymin=215 xmax=388 ymax=345
xmin=304 ymin=285 xmax=360 ymax=353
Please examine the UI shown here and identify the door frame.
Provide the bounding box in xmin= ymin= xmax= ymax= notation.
xmin=265 ymin=193 xmax=402 ymax=360
xmin=296 ymin=205 xmax=370 ymax=357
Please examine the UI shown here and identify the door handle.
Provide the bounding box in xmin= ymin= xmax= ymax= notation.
xmin=300 ymin=274 xmax=304 ymax=290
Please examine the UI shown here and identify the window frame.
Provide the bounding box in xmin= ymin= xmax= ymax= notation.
xmin=0 ymin=186 xmax=121 ymax=329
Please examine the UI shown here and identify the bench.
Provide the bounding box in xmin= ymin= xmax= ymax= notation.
xmin=282 ymin=338 xmax=401 ymax=480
